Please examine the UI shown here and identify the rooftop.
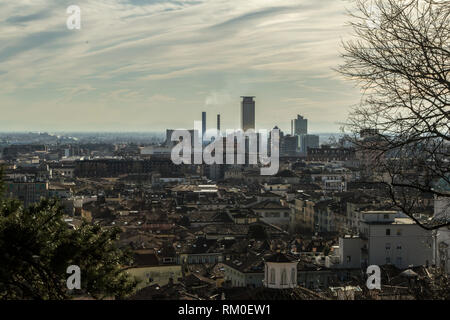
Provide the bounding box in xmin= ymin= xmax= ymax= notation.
xmin=265 ymin=252 xmax=296 ymax=263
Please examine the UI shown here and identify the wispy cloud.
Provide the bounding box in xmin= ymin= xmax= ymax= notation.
xmin=0 ymin=0 xmax=360 ymax=132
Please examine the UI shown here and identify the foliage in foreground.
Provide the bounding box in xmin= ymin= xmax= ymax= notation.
xmin=0 ymin=179 xmax=137 ymax=299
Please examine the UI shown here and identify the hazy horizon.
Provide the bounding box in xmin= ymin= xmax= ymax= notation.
xmin=0 ymin=130 xmax=344 ymax=135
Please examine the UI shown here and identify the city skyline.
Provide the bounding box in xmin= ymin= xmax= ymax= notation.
xmin=1 ymin=0 xmax=360 ymax=133
xmin=0 ymin=0 xmax=447 ymax=304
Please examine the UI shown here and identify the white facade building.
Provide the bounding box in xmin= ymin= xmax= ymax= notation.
xmin=433 ymin=196 xmax=450 ymax=274
xmin=250 ymin=200 xmax=291 ymax=227
xmin=328 ymin=211 xmax=433 ymax=269
xmin=311 ymin=173 xmax=347 ymax=192
xmin=263 ymin=253 xmax=298 ymax=289
xmin=361 ymin=212 xmax=433 ymax=269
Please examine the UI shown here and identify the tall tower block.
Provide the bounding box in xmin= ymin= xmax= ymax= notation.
xmin=240 ymin=96 xmax=255 ymax=131
xmin=202 ymin=111 xmax=206 ymax=141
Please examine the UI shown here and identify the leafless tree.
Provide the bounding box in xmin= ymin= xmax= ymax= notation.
xmin=410 ymin=267 xmax=450 ymax=299
xmin=338 ymin=0 xmax=450 ymax=229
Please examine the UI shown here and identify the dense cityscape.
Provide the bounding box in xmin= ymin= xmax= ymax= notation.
xmin=1 ymin=95 xmax=448 ymax=300
xmin=0 ymin=0 xmax=448 ymax=311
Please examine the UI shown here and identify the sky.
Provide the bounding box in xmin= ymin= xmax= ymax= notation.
xmin=0 ymin=0 xmax=362 ymax=133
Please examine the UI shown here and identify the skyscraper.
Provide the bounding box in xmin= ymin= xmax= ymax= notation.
xmin=240 ymin=96 xmax=255 ymax=131
xmin=202 ymin=111 xmax=206 ymax=141
xmin=299 ymin=134 xmax=319 ymax=154
xmin=291 ymin=114 xmax=308 ymax=135
xmin=217 ymin=114 xmax=221 ymax=132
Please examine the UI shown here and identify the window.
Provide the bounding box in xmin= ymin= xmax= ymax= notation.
xmin=396 ymin=257 xmax=402 ymax=266
xmin=281 ymin=269 xmax=287 ymax=285
xmin=270 ymin=269 xmax=275 ymax=284
xmin=291 ymin=268 xmax=296 ymax=284
xmin=386 ymin=229 xmax=391 ymax=236
xmin=385 ymin=243 xmax=391 ymax=250
xmin=384 ymin=214 xmax=389 ymax=219
xmin=396 ymin=229 xmax=402 ymax=236
xmin=396 ymin=245 xmax=402 ymax=250
xmin=346 ymin=255 xmax=351 ymax=263
xmin=386 ymin=257 xmax=391 ymax=264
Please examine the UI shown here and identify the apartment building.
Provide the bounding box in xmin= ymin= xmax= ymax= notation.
xmin=328 ymin=211 xmax=433 ymax=269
